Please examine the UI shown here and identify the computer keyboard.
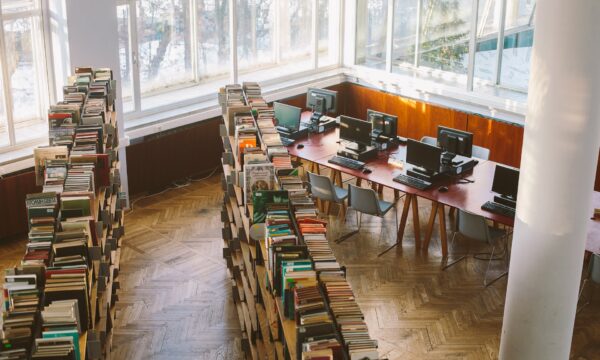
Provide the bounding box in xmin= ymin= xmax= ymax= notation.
xmin=393 ymin=173 xmax=432 ymax=190
xmin=280 ymin=137 xmax=295 ymax=146
xmin=481 ymin=201 xmax=516 ymax=218
xmin=328 ymin=155 xmax=365 ymax=170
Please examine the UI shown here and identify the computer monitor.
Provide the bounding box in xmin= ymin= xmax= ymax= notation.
xmin=339 ymin=115 xmax=372 ymax=152
xmin=306 ymin=88 xmax=337 ymax=115
xmin=437 ymin=126 xmax=473 ymax=157
xmin=492 ymin=164 xmax=520 ymax=201
xmin=406 ymin=139 xmax=442 ymax=175
xmin=274 ymin=102 xmax=301 ymax=132
xmin=367 ymin=109 xmax=397 ymax=138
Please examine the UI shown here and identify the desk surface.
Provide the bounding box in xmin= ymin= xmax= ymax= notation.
xmin=289 ymin=114 xmax=600 ymax=254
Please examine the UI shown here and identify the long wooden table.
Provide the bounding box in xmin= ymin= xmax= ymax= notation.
xmin=289 ymin=112 xmax=600 ymax=256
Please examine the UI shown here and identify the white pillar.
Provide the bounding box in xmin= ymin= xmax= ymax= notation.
xmin=499 ymin=1 xmax=600 ymax=359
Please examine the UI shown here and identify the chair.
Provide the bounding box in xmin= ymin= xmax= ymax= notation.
xmin=577 ymin=253 xmax=600 ymax=313
xmin=307 ymin=172 xmax=348 ymax=217
xmin=472 ymin=145 xmax=490 ymax=160
xmin=420 ymin=136 xmax=437 ymax=146
xmin=336 ymin=184 xmax=399 ymax=257
xmin=443 ymin=209 xmax=509 ymax=287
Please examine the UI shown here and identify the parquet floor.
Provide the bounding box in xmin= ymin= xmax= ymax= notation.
xmin=0 ymin=172 xmax=598 ymax=359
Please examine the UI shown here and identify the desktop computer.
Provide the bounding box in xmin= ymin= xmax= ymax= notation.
xmin=438 ymin=126 xmax=473 ymax=159
xmin=368 ymin=109 xmax=398 ymax=150
xmin=405 ymin=139 xmax=443 ymax=182
xmin=306 ymin=88 xmax=337 ymax=133
xmin=274 ymin=102 xmax=308 ymax=140
xmin=336 ymin=115 xmax=377 ymax=162
xmin=491 ymin=164 xmax=519 ymax=208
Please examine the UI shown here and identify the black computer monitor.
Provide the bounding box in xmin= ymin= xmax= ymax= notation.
xmin=492 ymin=164 xmax=520 ymax=201
xmin=437 ymin=126 xmax=473 ymax=157
xmin=406 ymin=139 xmax=442 ymax=175
xmin=367 ymin=109 xmax=397 ymax=138
xmin=339 ymin=115 xmax=372 ymax=152
xmin=306 ymin=88 xmax=337 ymax=115
xmin=274 ymin=102 xmax=301 ymax=132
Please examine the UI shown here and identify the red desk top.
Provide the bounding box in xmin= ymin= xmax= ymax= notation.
xmin=288 ymin=115 xmax=600 ymax=254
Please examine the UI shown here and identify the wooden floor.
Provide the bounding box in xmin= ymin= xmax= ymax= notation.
xmin=0 ymin=172 xmax=598 ymax=359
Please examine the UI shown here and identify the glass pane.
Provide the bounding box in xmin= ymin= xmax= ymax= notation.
xmin=500 ymin=0 xmax=535 ymax=89
xmin=391 ymin=0 xmax=418 ymax=70
xmin=2 ymin=0 xmax=38 ymax=14
xmin=418 ymin=0 xmax=472 ymax=74
xmin=279 ymin=0 xmax=312 ymax=70
xmin=236 ymin=0 xmax=275 ymax=73
xmin=355 ymin=0 xmax=388 ymax=70
xmin=137 ymin=0 xmax=194 ymax=101
xmin=473 ymin=0 xmax=501 ymax=82
xmin=197 ymin=0 xmax=230 ymax=81
xmin=4 ymin=16 xmax=48 ymax=144
xmin=318 ymin=0 xmax=340 ymax=67
xmin=117 ymin=4 xmax=134 ymax=113
xmin=0 ymin=80 xmax=9 ymax=148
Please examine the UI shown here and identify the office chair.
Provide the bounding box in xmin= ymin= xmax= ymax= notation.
xmin=336 ymin=184 xmax=400 ymax=257
xmin=307 ymin=172 xmax=348 ymax=217
xmin=577 ymin=253 xmax=600 ymax=313
xmin=420 ymin=136 xmax=437 ymax=146
xmin=472 ymin=145 xmax=490 ymax=160
xmin=442 ymin=209 xmax=510 ymax=287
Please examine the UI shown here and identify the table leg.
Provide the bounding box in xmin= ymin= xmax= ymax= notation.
xmin=411 ymin=195 xmax=421 ymax=249
xmin=380 ymin=193 xmax=412 ymax=257
xmin=377 ymin=184 xmax=384 ymax=194
xmin=423 ymin=202 xmax=440 ymax=252
xmin=438 ymin=204 xmax=448 ymax=258
xmin=394 ymin=190 xmax=400 ymax=200
xmin=356 ymin=178 xmax=362 ymax=187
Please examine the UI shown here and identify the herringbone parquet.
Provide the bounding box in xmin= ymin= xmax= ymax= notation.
xmin=0 ymin=172 xmax=598 ymax=359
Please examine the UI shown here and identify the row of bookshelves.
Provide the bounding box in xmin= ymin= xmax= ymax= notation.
xmin=1 ymin=67 xmax=126 ymax=360
xmin=219 ymin=83 xmax=380 ymax=360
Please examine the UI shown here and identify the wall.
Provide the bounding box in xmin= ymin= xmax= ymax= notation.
xmin=0 ymin=171 xmax=40 ymax=240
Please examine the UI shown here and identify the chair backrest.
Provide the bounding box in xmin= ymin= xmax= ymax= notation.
xmin=348 ymin=184 xmax=382 ymax=216
xmin=421 ymin=136 xmax=437 ymax=146
xmin=590 ymin=254 xmax=600 ymax=284
xmin=308 ymin=172 xmax=336 ymax=201
xmin=456 ymin=209 xmax=491 ymax=243
xmin=472 ymin=145 xmax=490 ymax=160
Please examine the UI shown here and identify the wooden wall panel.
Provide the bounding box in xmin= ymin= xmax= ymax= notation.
xmin=126 ymin=117 xmax=223 ymax=196
xmin=466 ymin=114 xmax=524 ymax=167
xmin=0 ymin=171 xmax=40 ymax=240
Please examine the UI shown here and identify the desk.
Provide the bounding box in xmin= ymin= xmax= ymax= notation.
xmin=289 ymin=112 xmax=600 ymax=256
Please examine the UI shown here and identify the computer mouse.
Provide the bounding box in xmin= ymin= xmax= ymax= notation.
xmin=438 ymin=186 xmax=449 ymax=193
xmin=362 ymin=168 xmax=372 ymax=174
xmin=296 ymin=144 xmax=304 ymax=149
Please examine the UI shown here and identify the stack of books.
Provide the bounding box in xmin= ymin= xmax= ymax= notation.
xmin=40 ymin=299 xmax=82 ymax=360
xmin=25 ymin=192 xmax=59 ymax=266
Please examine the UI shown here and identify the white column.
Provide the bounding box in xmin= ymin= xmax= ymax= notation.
xmin=499 ymin=1 xmax=600 ymax=359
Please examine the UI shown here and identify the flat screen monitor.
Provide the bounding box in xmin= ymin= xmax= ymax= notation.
xmin=274 ymin=102 xmax=301 ymax=132
xmin=406 ymin=139 xmax=442 ymax=173
xmin=437 ymin=126 xmax=473 ymax=157
xmin=367 ymin=109 xmax=397 ymax=138
xmin=492 ymin=164 xmax=520 ymax=200
xmin=339 ymin=115 xmax=372 ymax=150
xmin=306 ymin=88 xmax=337 ymax=115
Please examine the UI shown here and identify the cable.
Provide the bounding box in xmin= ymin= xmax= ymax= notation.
xmin=190 ymin=166 xmax=219 ymax=182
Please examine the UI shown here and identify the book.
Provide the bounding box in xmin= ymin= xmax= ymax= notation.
xmin=243 ymin=163 xmax=275 ymax=205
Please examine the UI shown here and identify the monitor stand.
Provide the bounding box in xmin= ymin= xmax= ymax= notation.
xmin=407 ymin=167 xmax=439 ymax=182
xmin=494 ymin=195 xmax=517 ymax=208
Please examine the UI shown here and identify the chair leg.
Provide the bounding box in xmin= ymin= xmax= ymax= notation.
xmin=441 ymin=232 xmax=467 ymax=270
xmin=576 ymin=279 xmax=590 ymax=314
xmin=483 ymin=244 xmax=508 ymax=287
xmin=335 ymin=211 xmax=361 ymax=243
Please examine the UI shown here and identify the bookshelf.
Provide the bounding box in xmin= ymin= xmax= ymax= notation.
xmin=219 ymin=84 xmax=380 ymax=360
xmin=1 ymin=67 xmax=125 ymax=360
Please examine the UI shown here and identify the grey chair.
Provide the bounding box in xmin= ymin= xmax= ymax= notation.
xmin=336 ymin=184 xmax=399 ymax=257
xmin=472 ymin=145 xmax=490 ymax=160
xmin=420 ymin=136 xmax=437 ymax=146
xmin=577 ymin=253 xmax=600 ymax=313
xmin=307 ymin=172 xmax=348 ymax=216
xmin=443 ymin=209 xmax=510 ymax=287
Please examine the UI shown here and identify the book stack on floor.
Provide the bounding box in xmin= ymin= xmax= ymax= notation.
xmin=0 ymin=67 xmax=125 ymax=360
xmin=219 ymin=83 xmax=379 ymax=360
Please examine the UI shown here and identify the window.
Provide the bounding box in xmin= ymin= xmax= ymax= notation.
xmin=355 ymin=0 xmax=388 ymax=70
xmin=473 ymin=0 xmax=501 ymax=83
xmin=391 ymin=0 xmax=418 ymax=70
xmin=500 ymin=0 xmax=535 ymax=90
xmin=119 ymin=0 xmax=340 ymax=119
xmin=0 ymin=0 xmax=50 ymax=152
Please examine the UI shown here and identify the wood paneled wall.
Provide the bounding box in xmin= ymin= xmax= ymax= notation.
xmin=126 ymin=117 xmax=223 ymax=196
xmin=0 ymin=170 xmax=40 ymax=240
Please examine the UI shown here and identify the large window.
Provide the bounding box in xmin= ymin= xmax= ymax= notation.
xmin=119 ymin=0 xmax=340 ymax=118
xmin=0 ymin=0 xmax=50 ymax=152
xmin=358 ymin=0 xmax=536 ymax=94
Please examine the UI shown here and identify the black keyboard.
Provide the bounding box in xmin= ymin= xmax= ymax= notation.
xmin=481 ymin=201 xmax=516 ymax=218
xmin=393 ymin=174 xmax=432 ymax=190
xmin=328 ymin=155 xmax=365 ymax=170
xmin=280 ymin=137 xmax=295 ymax=146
